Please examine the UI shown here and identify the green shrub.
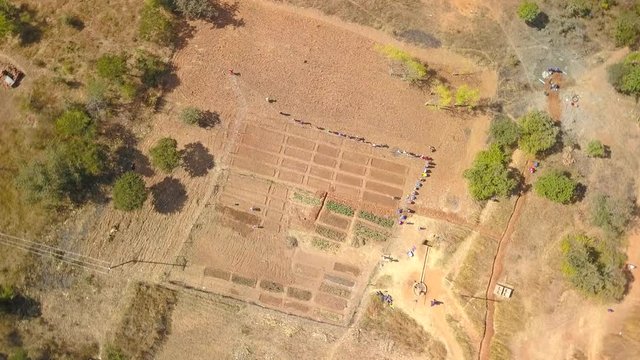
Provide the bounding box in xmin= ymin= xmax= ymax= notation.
xmin=533 ymin=171 xmax=577 ymax=204
xmin=149 ymin=137 xmax=180 ymax=172
xmin=292 ymin=191 xmax=322 ymax=206
xmin=608 ymin=62 xmax=627 ymax=91
xmin=454 ymin=85 xmax=480 ymax=107
xmin=113 ymin=172 xmax=148 ymax=211
xmin=590 ymin=194 xmax=634 ymax=236
xmin=517 ymin=110 xmax=559 ymax=156
xmin=139 ymin=0 xmax=175 ymax=45
xmin=375 ymin=44 xmax=428 ymax=81
xmin=614 ymin=11 xmax=640 ymax=47
xmin=325 ymin=200 xmax=355 ymax=217
xmin=463 ymin=144 xmax=517 ymax=200
xmin=586 ymin=140 xmax=606 ymax=158
xmin=489 ymin=115 xmax=520 ymax=148
xmin=434 ymin=83 xmax=452 ymax=107
xmin=517 ymin=1 xmax=541 ymax=23
xmin=55 ymin=109 xmax=95 ymax=138
xmin=180 ymin=106 xmax=204 ymax=125
xmin=96 ymin=54 xmax=128 ymax=82
xmin=560 ymin=234 xmax=627 ymax=302
xmin=359 ymin=211 xmax=394 ymax=228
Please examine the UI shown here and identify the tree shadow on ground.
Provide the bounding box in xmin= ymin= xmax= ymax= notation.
xmin=18 ymin=5 xmax=44 ymax=46
xmin=210 ymin=1 xmax=245 ymax=29
xmin=173 ymin=19 xmax=197 ymax=51
xmin=113 ymin=147 xmax=155 ymax=178
xmin=151 ymin=177 xmax=188 ymax=214
xmin=104 ymin=123 xmax=138 ymax=147
xmin=529 ymin=12 xmax=549 ymax=30
xmin=573 ymin=182 xmax=587 ymax=203
xmin=198 ymin=110 xmax=221 ymax=129
xmin=181 ymin=142 xmax=215 ymax=177
xmin=0 ymin=293 xmax=41 ymax=319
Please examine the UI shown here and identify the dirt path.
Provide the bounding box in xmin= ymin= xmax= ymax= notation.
xmin=416 ymin=206 xmax=502 ymax=241
xmin=477 ymin=192 xmax=527 ymax=359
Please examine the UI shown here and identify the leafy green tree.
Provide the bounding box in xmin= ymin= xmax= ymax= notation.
xmin=560 ymin=234 xmax=627 ymax=302
xmin=489 ymin=115 xmax=520 ymax=148
xmin=463 ymin=144 xmax=517 ymax=200
xmin=533 ymin=171 xmax=577 ymax=204
xmin=590 ymin=194 xmax=634 ymax=236
xmin=96 ymin=54 xmax=128 ymax=82
xmin=180 ymin=106 xmax=203 ymax=125
xmin=55 ymin=109 xmax=95 ymax=138
xmin=136 ymin=51 xmax=170 ymax=88
xmin=517 ymin=110 xmax=558 ymax=156
xmin=517 ymin=1 xmax=540 ymax=23
xmin=454 ymin=85 xmax=480 ymax=107
xmin=113 ymin=172 xmax=147 ymax=211
xmin=139 ymin=0 xmax=175 ymax=46
xmin=149 ymin=137 xmax=180 ymax=172
xmin=586 ymin=139 xmax=606 ymax=158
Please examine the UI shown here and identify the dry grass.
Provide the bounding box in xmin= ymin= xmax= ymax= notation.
xmin=489 ymin=298 xmax=526 ymax=360
xmin=110 ymin=282 xmax=178 ymax=360
xmin=445 ymin=314 xmax=476 ymax=360
xmin=278 ymin=0 xmax=438 ymax=36
xmin=361 ymin=294 xmax=447 ymax=358
xmin=452 ymin=235 xmax=497 ymax=330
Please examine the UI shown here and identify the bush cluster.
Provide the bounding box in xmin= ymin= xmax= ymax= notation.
xmin=16 ymin=109 xmax=106 ymax=206
xmin=560 ymin=234 xmax=627 ymax=302
xmin=608 ymin=51 xmax=640 ymax=96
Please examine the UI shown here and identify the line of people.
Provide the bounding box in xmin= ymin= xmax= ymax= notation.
xmin=397 ymin=160 xmax=433 ymax=225
xmin=283 ymin=116 xmax=435 ymax=160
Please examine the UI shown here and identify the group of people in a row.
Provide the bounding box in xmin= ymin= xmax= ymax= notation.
xmin=397 ymin=160 xmax=433 ymax=225
xmin=283 ymin=116 xmax=436 ymax=160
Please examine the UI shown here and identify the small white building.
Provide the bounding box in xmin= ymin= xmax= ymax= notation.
xmin=494 ymin=283 xmax=514 ymax=299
